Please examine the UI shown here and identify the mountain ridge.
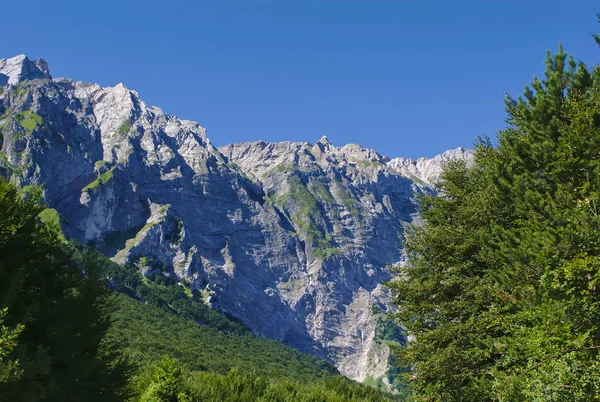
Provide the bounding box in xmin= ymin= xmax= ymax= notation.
xmin=0 ymin=54 xmax=472 ymax=385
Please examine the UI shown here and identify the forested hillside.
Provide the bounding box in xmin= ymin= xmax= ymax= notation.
xmin=0 ymin=177 xmax=401 ymax=401
xmin=389 ymin=41 xmax=600 ymax=401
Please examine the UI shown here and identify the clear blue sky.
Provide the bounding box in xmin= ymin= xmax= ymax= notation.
xmin=2 ymin=0 xmax=599 ymax=158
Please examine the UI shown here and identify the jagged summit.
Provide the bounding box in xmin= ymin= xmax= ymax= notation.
xmin=389 ymin=146 xmax=473 ymax=185
xmin=221 ymin=135 xmax=471 ymax=186
xmin=0 ymin=54 xmax=471 ymax=386
xmin=0 ymin=54 xmax=51 ymax=86
xmin=315 ymin=135 xmax=334 ymax=152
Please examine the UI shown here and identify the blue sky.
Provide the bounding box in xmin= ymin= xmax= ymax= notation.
xmin=2 ymin=0 xmax=599 ymax=158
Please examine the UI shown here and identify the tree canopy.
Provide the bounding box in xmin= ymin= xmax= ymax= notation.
xmin=388 ymin=45 xmax=600 ymax=401
xmin=0 ymin=178 xmax=129 ymax=401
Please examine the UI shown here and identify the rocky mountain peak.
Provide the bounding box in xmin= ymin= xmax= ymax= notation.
xmin=0 ymin=54 xmax=52 ymax=86
xmin=0 ymin=54 xmax=472 ymax=387
xmin=388 ymin=146 xmax=474 ymax=185
xmin=315 ymin=135 xmax=334 ymax=152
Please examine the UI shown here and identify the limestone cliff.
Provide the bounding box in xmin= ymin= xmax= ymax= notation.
xmin=0 ymin=55 xmax=471 ymax=384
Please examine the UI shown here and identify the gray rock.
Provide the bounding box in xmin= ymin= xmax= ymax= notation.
xmin=0 ymin=54 xmax=470 ymax=386
xmin=388 ymin=147 xmax=474 ymax=186
xmin=0 ymin=54 xmax=51 ymax=86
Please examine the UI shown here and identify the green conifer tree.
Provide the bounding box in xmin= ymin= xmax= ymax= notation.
xmin=388 ymin=45 xmax=600 ymax=401
xmin=0 ymin=178 xmax=130 ymax=401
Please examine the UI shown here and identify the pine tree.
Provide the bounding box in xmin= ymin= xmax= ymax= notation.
xmin=0 ymin=178 xmax=130 ymax=401
xmin=388 ymin=46 xmax=600 ymax=401
xmin=140 ymin=356 xmax=190 ymax=402
xmin=0 ymin=307 xmax=24 ymax=383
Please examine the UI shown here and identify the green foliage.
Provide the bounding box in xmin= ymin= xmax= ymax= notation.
xmin=94 ymin=160 xmax=108 ymax=170
xmin=14 ymin=110 xmax=43 ymax=132
xmin=593 ymin=12 xmax=600 ymax=48
xmin=168 ymin=219 xmax=185 ymax=245
xmin=98 ymin=252 xmax=250 ymax=335
xmin=140 ymin=356 xmax=190 ymax=402
xmin=374 ymin=316 xmax=404 ymax=344
xmin=353 ymin=159 xmax=384 ymax=169
xmin=37 ymin=208 xmax=65 ymax=240
xmin=83 ymin=166 xmax=116 ymax=192
xmin=308 ymin=180 xmax=335 ymax=203
xmin=0 ymin=308 xmax=24 ymax=384
xmin=264 ymin=163 xmax=299 ymax=176
xmin=100 ymin=253 xmax=401 ymax=399
xmin=109 ymin=292 xmax=337 ymax=380
xmin=18 ymin=184 xmax=42 ymax=199
xmin=0 ymin=177 xmax=131 ymax=401
xmin=388 ymin=45 xmax=600 ymax=401
xmin=118 ymin=120 xmax=132 ymax=135
xmin=272 ymin=175 xmax=340 ymax=258
xmin=132 ymin=357 xmax=401 ymax=402
xmin=12 ymin=85 xmax=29 ymax=97
xmin=37 ymin=208 xmax=61 ymax=227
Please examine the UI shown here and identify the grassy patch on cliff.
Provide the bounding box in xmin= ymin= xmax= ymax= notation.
xmin=313 ymin=244 xmax=340 ymax=260
xmin=353 ymin=159 xmax=385 ymax=169
xmin=271 ymin=176 xmax=340 ymax=259
xmin=94 ymin=160 xmax=108 ymax=170
xmin=82 ymin=166 xmax=116 ymax=192
xmin=14 ymin=110 xmax=43 ymax=132
xmin=332 ymin=181 xmax=360 ymax=216
xmin=404 ymin=172 xmax=428 ymax=186
xmin=264 ymin=163 xmax=299 ymax=177
xmin=118 ymin=120 xmax=131 ymax=135
xmin=308 ymin=180 xmax=335 ymax=203
xmin=12 ymin=84 xmax=30 ymax=96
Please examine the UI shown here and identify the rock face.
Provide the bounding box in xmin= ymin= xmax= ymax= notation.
xmin=388 ymin=147 xmax=473 ymax=186
xmin=0 ymin=55 xmax=51 ymax=86
xmin=0 ymin=55 xmax=472 ymax=384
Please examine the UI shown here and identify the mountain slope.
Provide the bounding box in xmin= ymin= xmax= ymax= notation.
xmin=0 ymin=55 xmax=471 ymax=383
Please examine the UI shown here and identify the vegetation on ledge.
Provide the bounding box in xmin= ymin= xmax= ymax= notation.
xmin=118 ymin=120 xmax=131 ymax=135
xmin=83 ymin=166 xmax=116 ymax=192
xmin=14 ymin=110 xmax=43 ymax=132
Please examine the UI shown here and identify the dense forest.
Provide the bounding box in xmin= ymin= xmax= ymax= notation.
xmin=388 ymin=37 xmax=600 ymax=400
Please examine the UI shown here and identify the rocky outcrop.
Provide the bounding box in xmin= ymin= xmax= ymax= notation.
xmin=388 ymin=147 xmax=473 ymax=186
xmin=0 ymin=55 xmax=471 ymax=385
xmin=0 ymin=54 xmax=51 ymax=86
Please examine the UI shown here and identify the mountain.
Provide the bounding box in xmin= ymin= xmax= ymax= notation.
xmin=0 ymin=55 xmax=471 ymax=385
